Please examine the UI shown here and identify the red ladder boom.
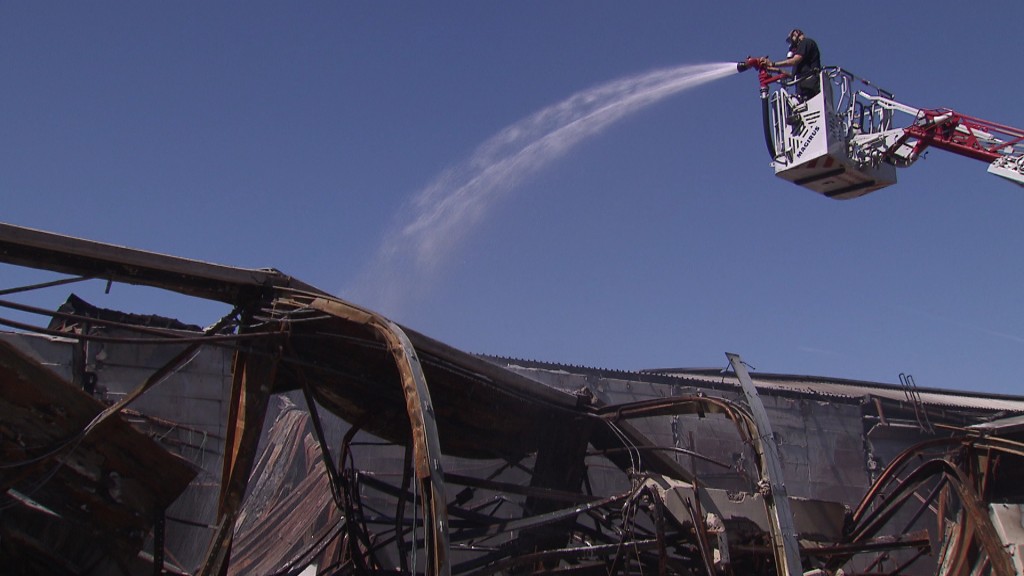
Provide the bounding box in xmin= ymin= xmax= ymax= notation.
xmin=897 ymin=108 xmax=1024 ymax=164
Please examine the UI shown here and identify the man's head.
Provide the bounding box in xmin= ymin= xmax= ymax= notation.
xmin=787 ymin=29 xmax=804 ymax=47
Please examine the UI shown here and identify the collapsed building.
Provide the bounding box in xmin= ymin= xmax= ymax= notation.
xmin=1 ymin=221 xmax=1023 ymax=576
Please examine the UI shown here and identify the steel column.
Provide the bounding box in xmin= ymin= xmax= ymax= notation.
xmin=726 ymin=353 xmax=803 ymax=576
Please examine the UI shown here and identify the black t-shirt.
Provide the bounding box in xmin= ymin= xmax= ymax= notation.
xmin=792 ymin=37 xmax=821 ymax=77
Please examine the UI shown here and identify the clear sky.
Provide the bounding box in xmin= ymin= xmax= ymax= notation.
xmin=2 ymin=2 xmax=1022 ymax=395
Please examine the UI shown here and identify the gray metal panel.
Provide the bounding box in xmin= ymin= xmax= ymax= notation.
xmin=0 ymin=332 xmax=75 ymax=382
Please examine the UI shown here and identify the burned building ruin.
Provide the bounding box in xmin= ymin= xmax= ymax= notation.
xmin=2 ymin=222 xmax=1023 ymax=576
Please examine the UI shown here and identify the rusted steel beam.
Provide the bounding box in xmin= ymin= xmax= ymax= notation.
xmin=303 ymin=295 xmax=451 ymax=576
xmin=943 ymin=461 xmax=1016 ymax=576
xmin=271 ymin=290 xmax=583 ymax=461
xmin=834 ymin=447 xmax=1017 ymax=575
xmin=850 ymin=434 xmax=1024 ymax=530
xmin=199 ymin=337 xmax=281 ymax=576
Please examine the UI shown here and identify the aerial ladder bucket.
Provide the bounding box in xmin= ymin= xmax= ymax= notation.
xmin=737 ymin=58 xmax=1024 ymax=197
xmin=737 ymin=59 xmax=896 ymax=199
xmin=766 ymin=71 xmax=898 ymax=199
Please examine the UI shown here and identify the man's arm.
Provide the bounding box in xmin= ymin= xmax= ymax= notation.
xmin=763 ymin=53 xmax=803 ymax=71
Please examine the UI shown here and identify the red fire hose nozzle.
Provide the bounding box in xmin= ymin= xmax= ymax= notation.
xmin=736 ymin=56 xmax=766 ymax=73
xmin=738 ymin=56 xmax=789 ymax=90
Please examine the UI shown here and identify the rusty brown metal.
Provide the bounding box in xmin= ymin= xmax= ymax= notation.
xmin=301 ymin=294 xmax=451 ymax=576
xmin=831 ymin=434 xmax=1024 ymax=575
xmin=0 ymin=338 xmax=196 ymax=572
xmin=226 ymin=398 xmax=341 ymax=576
xmin=943 ymin=459 xmax=1016 ymax=576
xmin=199 ymin=335 xmax=282 ymax=576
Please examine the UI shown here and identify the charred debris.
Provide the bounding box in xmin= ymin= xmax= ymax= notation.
xmin=2 ymin=222 xmax=1023 ymax=576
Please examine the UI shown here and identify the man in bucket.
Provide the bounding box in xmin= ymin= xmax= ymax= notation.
xmin=762 ymin=29 xmax=822 ymax=101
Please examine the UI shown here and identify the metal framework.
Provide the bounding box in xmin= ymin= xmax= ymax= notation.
xmin=3 ymin=221 xmax=1024 ymax=576
xmin=829 ymin=433 xmax=1024 ymax=575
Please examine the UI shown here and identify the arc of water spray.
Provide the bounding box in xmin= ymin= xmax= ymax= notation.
xmin=350 ymin=62 xmax=738 ymax=314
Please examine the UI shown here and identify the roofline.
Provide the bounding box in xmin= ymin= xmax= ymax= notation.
xmin=649 ymin=367 xmax=1024 ymax=404
xmin=484 ymin=356 xmax=1024 ymax=404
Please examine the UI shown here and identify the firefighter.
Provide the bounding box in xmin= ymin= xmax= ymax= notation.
xmin=763 ymin=29 xmax=821 ymax=101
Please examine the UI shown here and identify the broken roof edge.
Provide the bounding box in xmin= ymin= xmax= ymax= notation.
xmin=0 ymin=222 xmax=324 ymax=304
xmin=0 ymin=222 xmax=569 ymax=405
xmin=4 ymin=221 xmax=1018 ymax=416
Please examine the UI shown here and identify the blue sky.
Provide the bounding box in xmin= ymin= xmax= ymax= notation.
xmin=2 ymin=2 xmax=1023 ymax=395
